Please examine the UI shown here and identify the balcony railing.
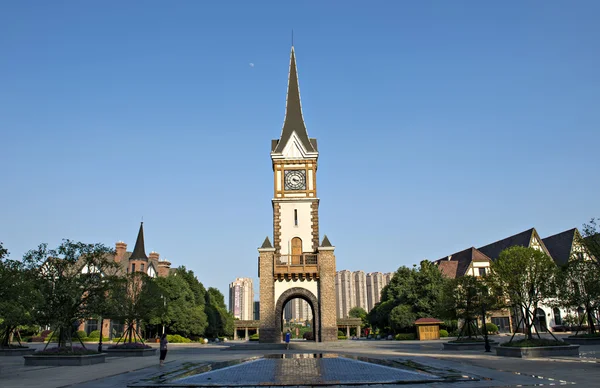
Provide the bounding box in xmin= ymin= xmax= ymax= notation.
xmin=274 ymin=254 xmax=319 ymax=277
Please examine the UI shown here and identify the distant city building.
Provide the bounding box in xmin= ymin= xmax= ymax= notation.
xmin=335 ymin=270 xmax=356 ymax=318
xmin=383 ymin=272 xmax=393 ymax=288
xmin=284 ymin=298 xmax=313 ymax=324
xmin=228 ymin=278 xmax=254 ymax=320
xmin=253 ymin=301 xmax=260 ymax=320
xmin=353 ymin=271 xmax=368 ymax=311
xmin=366 ymin=272 xmax=385 ymax=312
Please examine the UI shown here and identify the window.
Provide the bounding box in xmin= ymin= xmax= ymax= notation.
xmin=85 ymin=319 xmax=98 ymax=336
xmin=132 ymin=263 xmax=136 ymax=272
xmin=478 ymin=268 xmax=487 ymax=277
xmin=141 ymin=263 xmax=145 ymax=272
xmin=294 ymin=209 xmax=298 ymax=226
xmin=553 ymin=308 xmax=562 ymax=326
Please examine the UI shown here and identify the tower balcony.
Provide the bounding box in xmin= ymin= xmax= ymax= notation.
xmin=274 ymin=254 xmax=319 ymax=280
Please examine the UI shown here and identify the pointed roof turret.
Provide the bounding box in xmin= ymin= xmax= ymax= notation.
xmin=129 ymin=222 xmax=148 ymax=261
xmin=321 ymin=235 xmax=332 ymax=247
xmin=272 ymin=46 xmax=317 ymax=154
xmin=260 ymin=236 xmax=273 ymax=249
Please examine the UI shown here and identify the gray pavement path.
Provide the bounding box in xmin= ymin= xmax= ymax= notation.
xmin=1 ymin=335 xmax=599 ymax=387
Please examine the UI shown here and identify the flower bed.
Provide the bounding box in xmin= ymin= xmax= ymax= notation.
xmin=563 ymin=334 xmax=600 ymax=345
xmin=496 ymin=339 xmax=579 ymax=358
xmin=108 ymin=342 xmax=152 ymax=349
xmin=24 ymin=347 xmax=105 ymax=366
xmin=443 ymin=339 xmax=498 ymax=351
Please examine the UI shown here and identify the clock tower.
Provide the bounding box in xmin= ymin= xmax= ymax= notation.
xmin=271 ymin=46 xmax=320 ymax=257
xmin=258 ymin=45 xmax=337 ymax=343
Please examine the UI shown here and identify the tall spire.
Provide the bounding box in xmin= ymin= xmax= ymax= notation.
xmin=273 ymin=46 xmax=317 ymax=154
xmin=130 ymin=222 xmax=148 ymax=261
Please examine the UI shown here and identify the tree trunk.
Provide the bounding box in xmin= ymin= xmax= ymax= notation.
xmin=524 ymin=308 xmax=533 ymax=340
xmin=587 ymin=306 xmax=596 ymax=335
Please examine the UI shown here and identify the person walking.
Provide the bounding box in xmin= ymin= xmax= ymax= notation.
xmin=159 ymin=333 xmax=168 ymax=366
xmin=285 ymin=329 xmax=291 ymax=350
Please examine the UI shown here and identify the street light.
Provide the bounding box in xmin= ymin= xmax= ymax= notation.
xmin=160 ymin=295 xmax=167 ymax=335
xmin=97 ymin=317 xmax=104 ymax=353
xmin=480 ymin=285 xmax=491 ymax=353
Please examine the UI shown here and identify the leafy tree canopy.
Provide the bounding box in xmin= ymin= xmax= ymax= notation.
xmin=489 ymin=246 xmax=557 ymax=340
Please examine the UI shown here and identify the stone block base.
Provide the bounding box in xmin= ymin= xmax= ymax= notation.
xmin=563 ymin=336 xmax=600 ymax=345
xmin=443 ymin=341 xmax=498 ymax=351
xmin=495 ymin=344 xmax=579 ymax=358
xmin=320 ymin=327 xmax=338 ymax=342
xmin=104 ymin=348 xmax=157 ymax=357
xmin=0 ymin=348 xmax=36 ymax=356
xmin=258 ymin=328 xmax=281 ymax=344
xmin=24 ymin=353 xmax=106 ymax=366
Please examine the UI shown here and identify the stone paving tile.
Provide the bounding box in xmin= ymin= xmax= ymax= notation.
xmin=175 ymin=357 xmax=440 ymax=385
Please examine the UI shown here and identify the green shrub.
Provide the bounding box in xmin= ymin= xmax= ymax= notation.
xmin=501 ymin=339 xmax=565 ymax=348
xmin=41 ymin=330 xmax=52 ymax=339
xmin=75 ymin=330 xmax=88 ymax=339
xmin=337 ymin=330 xmax=345 ymax=337
xmin=338 ymin=335 xmax=347 ymax=340
xmin=394 ymin=333 xmax=416 ymax=341
xmin=481 ymin=323 xmax=499 ymax=334
xmin=167 ymin=334 xmax=191 ymax=343
xmin=439 ymin=329 xmax=449 ymax=338
xmin=249 ymin=334 xmax=259 ymax=341
xmin=88 ymin=330 xmax=101 ymax=339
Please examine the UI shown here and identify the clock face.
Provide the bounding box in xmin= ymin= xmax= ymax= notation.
xmin=284 ymin=170 xmax=306 ymax=190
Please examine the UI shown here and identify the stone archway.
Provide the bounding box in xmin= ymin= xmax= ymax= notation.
xmin=275 ymin=287 xmax=320 ymax=342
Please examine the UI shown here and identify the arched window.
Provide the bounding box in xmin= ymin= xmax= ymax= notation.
xmin=291 ymin=237 xmax=302 ymax=265
xmin=553 ymin=308 xmax=562 ymax=326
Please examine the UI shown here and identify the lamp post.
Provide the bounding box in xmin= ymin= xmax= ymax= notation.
xmin=481 ymin=286 xmax=491 ymax=353
xmin=97 ymin=318 xmax=104 ymax=353
xmin=160 ymin=295 xmax=167 ymax=335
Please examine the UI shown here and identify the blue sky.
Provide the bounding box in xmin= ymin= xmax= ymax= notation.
xmin=1 ymin=1 xmax=599 ymax=302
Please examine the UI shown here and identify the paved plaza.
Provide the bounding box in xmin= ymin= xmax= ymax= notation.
xmin=1 ymin=335 xmax=600 ymax=387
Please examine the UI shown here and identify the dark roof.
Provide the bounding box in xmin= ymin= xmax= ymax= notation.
xmin=272 ymin=47 xmax=317 ymax=154
xmin=435 ymin=247 xmax=492 ymax=278
xmin=437 ymin=260 xmax=459 ymax=279
xmin=129 ymin=222 xmax=148 ymax=261
xmin=543 ymin=228 xmax=578 ymax=266
xmin=321 ymin=235 xmax=332 ymax=247
xmin=414 ymin=318 xmax=443 ymax=324
xmin=260 ymin=236 xmax=273 ymax=249
xmin=478 ymin=228 xmax=535 ymax=261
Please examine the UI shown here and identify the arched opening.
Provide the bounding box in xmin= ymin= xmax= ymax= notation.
xmin=282 ymin=297 xmax=315 ymax=340
xmin=275 ymin=287 xmax=319 ymax=342
xmin=553 ymin=308 xmax=562 ymax=326
xmin=533 ymin=308 xmax=547 ymax=332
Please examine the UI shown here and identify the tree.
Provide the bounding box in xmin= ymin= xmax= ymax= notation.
xmin=204 ymin=287 xmax=233 ymax=338
xmin=23 ymin=240 xmax=119 ymax=350
xmin=440 ymin=275 xmax=503 ymax=339
xmin=0 ymin=243 xmax=42 ymax=347
xmin=555 ymin=255 xmax=600 ymax=334
xmin=489 ymin=246 xmax=557 ymax=340
xmin=348 ymin=306 xmax=369 ymax=328
xmin=173 ymin=266 xmax=206 ymax=306
xmin=369 ymin=261 xmax=447 ymax=333
xmin=107 ymin=272 xmax=163 ymax=343
xmin=580 ymin=218 xmax=600 ymax=266
xmin=389 ymin=305 xmax=416 ymax=332
xmin=153 ymin=274 xmax=208 ymax=337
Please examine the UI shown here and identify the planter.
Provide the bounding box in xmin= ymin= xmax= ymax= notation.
xmin=443 ymin=341 xmax=498 ymax=351
xmin=495 ymin=344 xmax=579 ymax=358
xmin=104 ymin=348 xmax=157 ymax=357
xmin=0 ymin=348 xmax=36 ymax=356
xmin=563 ymin=336 xmax=600 ymax=345
xmin=24 ymin=353 xmax=106 ymax=366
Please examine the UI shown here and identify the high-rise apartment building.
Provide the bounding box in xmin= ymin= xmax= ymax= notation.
xmin=383 ymin=272 xmax=393 ymax=287
xmin=353 ymin=270 xmax=368 ymax=311
xmin=228 ymin=278 xmax=254 ymax=320
xmin=335 ymin=270 xmax=356 ymax=318
xmin=366 ymin=272 xmax=385 ymax=312
xmin=283 ymin=298 xmax=313 ymax=324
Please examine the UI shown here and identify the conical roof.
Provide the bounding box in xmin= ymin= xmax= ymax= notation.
xmin=129 ymin=222 xmax=148 ymax=261
xmin=273 ymin=46 xmax=316 ymax=154
xmin=261 ymin=236 xmax=273 ymax=249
